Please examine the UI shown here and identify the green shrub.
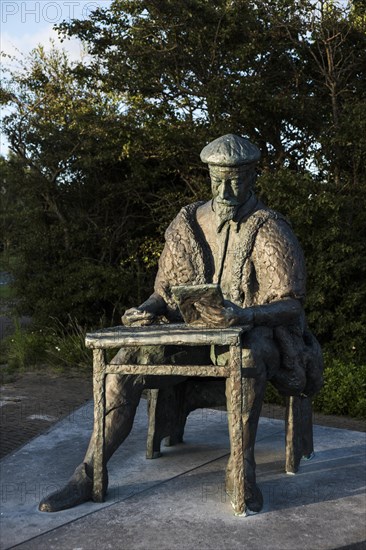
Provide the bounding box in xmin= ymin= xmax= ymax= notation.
xmin=264 ymin=354 xmax=366 ymax=419
xmin=264 ymin=382 xmax=286 ymax=408
xmin=313 ymin=356 xmax=366 ymax=418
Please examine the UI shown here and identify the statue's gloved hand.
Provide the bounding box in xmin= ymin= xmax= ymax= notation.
xmin=122 ymin=307 xmax=156 ymax=327
xmin=194 ymin=300 xmax=254 ymax=329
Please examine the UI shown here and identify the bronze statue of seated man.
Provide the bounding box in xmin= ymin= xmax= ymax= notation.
xmin=39 ymin=134 xmax=323 ymax=514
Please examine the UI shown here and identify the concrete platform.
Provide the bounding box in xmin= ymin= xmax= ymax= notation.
xmin=0 ymin=400 xmax=365 ymax=549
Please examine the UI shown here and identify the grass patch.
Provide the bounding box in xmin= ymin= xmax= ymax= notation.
xmin=45 ymin=317 xmax=92 ymax=372
xmin=2 ymin=317 xmax=92 ymax=373
xmin=5 ymin=319 xmax=46 ymax=370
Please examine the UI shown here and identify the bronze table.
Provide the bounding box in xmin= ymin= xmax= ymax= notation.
xmin=85 ymin=323 xmax=250 ymax=515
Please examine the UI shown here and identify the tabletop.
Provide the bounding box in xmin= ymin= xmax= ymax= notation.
xmin=85 ymin=323 xmax=247 ymax=348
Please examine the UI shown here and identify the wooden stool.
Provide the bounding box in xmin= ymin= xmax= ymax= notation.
xmin=146 ymin=383 xmax=314 ymax=474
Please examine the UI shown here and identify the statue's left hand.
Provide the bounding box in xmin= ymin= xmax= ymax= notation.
xmin=194 ymin=300 xmax=253 ymax=328
xmin=122 ymin=292 xmax=167 ymax=327
xmin=122 ymin=307 xmax=156 ymax=327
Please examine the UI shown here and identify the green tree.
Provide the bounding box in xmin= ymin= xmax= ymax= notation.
xmin=257 ymin=169 xmax=366 ymax=362
xmin=1 ymin=1 xmax=365 ymax=365
xmin=59 ymin=0 xmax=320 ymax=169
xmin=1 ymin=47 xmax=145 ymax=324
xmin=1 ymin=44 xmax=207 ymax=325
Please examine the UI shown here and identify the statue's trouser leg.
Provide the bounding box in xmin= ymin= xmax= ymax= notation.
xmin=223 ymin=327 xmax=279 ymax=513
xmin=39 ymin=345 xmax=189 ymax=512
xmin=84 ymin=344 xmax=194 ymax=475
xmin=84 ymin=372 xmax=144 ymax=474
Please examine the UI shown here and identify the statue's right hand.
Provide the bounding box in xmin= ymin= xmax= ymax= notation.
xmin=122 ymin=307 xmax=156 ymax=327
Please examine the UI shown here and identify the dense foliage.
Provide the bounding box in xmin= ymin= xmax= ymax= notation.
xmin=1 ymin=0 xmax=365 ymax=368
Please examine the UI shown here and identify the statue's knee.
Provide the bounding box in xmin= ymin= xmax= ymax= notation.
xmin=241 ymin=347 xmax=257 ymax=368
xmin=240 ymin=349 xmax=267 ymax=385
xmin=105 ymin=373 xmax=143 ymax=410
xmin=271 ymin=368 xmax=306 ymax=396
xmin=242 ymin=328 xmax=278 ymax=370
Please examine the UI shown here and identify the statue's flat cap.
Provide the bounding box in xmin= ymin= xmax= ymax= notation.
xmin=200 ymin=134 xmax=260 ymax=166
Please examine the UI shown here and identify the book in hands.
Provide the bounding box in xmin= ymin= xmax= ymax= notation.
xmin=171 ymin=284 xmax=224 ymax=326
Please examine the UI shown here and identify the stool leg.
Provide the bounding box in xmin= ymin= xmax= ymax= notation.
xmin=285 ymin=395 xmax=315 ymax=473
xmin=146 ymin=389 xmax=162 ymax=459
xmin=300 ymin=396 xmax=314 ymax=459
xmin=285 ymin=396 xmax=303 ymax=474
xmin=93 ymin=349 xmax=106 ymax=502
xmin=146 ymin=386 xmax=187 ymax=459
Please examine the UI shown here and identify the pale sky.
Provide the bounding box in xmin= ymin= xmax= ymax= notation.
xmin=0 ymin=1 xmax=112 ymax=155
xmin=1 ymin=1 xmax=111 ymax=59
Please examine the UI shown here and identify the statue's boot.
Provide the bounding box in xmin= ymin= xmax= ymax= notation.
xmin=225 ymin=459 xmax=263 ymax=514
xmin=39 ymin=463 xmax=94 ymax=512
xmin=243 ymin=480 xmax=263 ymax=513
xmin=39 ymin=371 xmax=143 ymax=513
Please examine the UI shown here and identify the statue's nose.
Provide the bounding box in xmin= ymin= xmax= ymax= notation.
xmin=219 ymin=181 xmax=231 ymax=199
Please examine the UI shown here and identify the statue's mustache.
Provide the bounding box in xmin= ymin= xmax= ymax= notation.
xmin=215 ymin=200 xmax=238 ymax=207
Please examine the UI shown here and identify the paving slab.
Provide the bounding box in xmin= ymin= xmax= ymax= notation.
xmin=0 ymin=373 xmax=92 ymax=459
xmin=0 ymin=400 xmax=365 ymax=550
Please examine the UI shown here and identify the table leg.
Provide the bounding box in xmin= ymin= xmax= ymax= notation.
xmin=227 ymin=342 xmax=245 ymax=515
xmin=93 ymin=348 xmax=106 ymax=502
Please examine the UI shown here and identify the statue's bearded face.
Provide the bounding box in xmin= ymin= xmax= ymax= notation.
xmin=209 ymin=165 xmax=255 ymax=208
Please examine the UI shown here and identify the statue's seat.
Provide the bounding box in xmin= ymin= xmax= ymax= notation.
xmin=146 ymin=381 xmax=314 ymax=475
